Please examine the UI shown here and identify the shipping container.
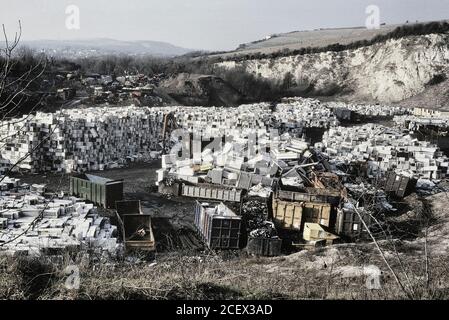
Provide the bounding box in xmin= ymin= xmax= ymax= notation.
xmin=272 ymin=199 xmax=333 ymax=231
xmin=194 ymin=201 xmax=243 ymax=250
xmin=246 ymin=236 xmax=282 ymax=256
xmin=335 ymin=208 xmax=372 ymax=239
xmin=122 ymin=214 xmax=156 ymax=252
xmin=182 ymin=184 xmax=243 ymax=202
xmin=383 ymin=171 xmax=417 ymax=198
xmin=70 ymin=174 xmax=123 ymax=209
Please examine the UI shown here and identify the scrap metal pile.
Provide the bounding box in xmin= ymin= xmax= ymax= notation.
xmin=0 ymin=176 xmax=120 ymax=257
xmin=157 ymin=136 xmax=315 ymax=195
xmin=157 ymin=124 xmax=386 ymax=251
xmin=155 ymin=99 xmax=447 ymax=254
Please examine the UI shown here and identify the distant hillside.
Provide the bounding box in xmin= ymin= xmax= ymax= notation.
xmin=215 ymin=30 xmax=449 ymax=109
xmin=19 ymin=38 xmax=193 ymax=58
xmin=235 ymin=25 xmax=395 ymax=52
xmin=208 ymin=20 xmax=449 ymax=60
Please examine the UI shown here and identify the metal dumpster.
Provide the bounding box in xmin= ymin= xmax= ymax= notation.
xmin=122 ymin=214 xmax=156 ymax=252
xmin=116 ymin=200 xmax=142 ymax=216
xmin=194 ymin=201 xmax=242 ymax=250
xmin=383 ymin=171 xmax=417 ymax=198
xmin=246 ymin=236 xmax=282 ymax=257
xmin=70 ymin=174 xmax=123 ymax=209
xmin=276 ymin=187 xmax=341 ymax=205
xmin=335 ymin=208 xmax=372 ymax=239
xmin=272 ymin=199 xmax=332 ymax=231
xmin=182 ymin=184 xmax=243 ymax=202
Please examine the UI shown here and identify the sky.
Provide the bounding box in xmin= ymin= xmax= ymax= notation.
xmin=0 ymin=0 xmax=448 ymax=51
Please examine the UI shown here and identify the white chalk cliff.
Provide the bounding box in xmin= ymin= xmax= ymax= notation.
xmin=216 ymin=33 xmax=449 ymax=107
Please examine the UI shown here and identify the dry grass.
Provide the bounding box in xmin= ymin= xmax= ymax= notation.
xmin=1 ymin=242 xmax=448 ymax=300
xmin=2 ymin=185 xmax=449 ymax=300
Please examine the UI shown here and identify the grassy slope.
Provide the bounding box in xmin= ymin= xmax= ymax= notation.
xmin=1 ymin=242 xmax=448 ymax=300
xmin=208 ymin=21 xmax=449 ymax=59
xmin=219 ymin=25 xmax=396 ymax=58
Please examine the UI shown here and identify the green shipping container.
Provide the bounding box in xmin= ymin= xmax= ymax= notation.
xmin=70 ymin=174 xmax=123 ymax=209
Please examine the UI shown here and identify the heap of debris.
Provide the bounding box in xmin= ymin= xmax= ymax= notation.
xmin=0 ymin=176 xmax=120 ymax=257
xmin=316 ymin=124 xmax=449 ymax=179
xmin=159 ymin=125 xmax=379 ymax=250
xmin=326 ymin=101 xmax=409 ymax=118
xmin=154 ymin=100 xmax=422 ymax=254
xmin=275 ymin=97 xmax=339 ymax=129
xmin=394 ymin=114 xmax=449 ymax=131
xmin=241 ymin=199 xmax=269 ymax=231
xmin=157 ymin=135 xmax=316 ymax=198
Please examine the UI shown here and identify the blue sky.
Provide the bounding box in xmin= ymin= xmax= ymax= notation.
xmin=1 ymin=0 xmax=448 ymax=50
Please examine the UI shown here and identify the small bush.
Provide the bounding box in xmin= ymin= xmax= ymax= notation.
xmin=426 ymin=74 xmax=447 ymax=86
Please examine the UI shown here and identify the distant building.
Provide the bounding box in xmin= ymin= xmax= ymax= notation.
xmin=413 ymin=107 xmax=441 ymax=117
xmin=56 ymin=88 xmax=76 ymax=100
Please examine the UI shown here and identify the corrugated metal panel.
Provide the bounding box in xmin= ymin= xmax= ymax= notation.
xmin=303 ymin=202 xmax=332 ymax=227
xmin=272 ymin=199 xmax=303 ymax=230
xmin=182 ymin=184 xmax=242 ymax=202
xmin=69 ymin=175 xmax=123 ymax=208
xmin=277 ymin=188 xmax=341 ymax=205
